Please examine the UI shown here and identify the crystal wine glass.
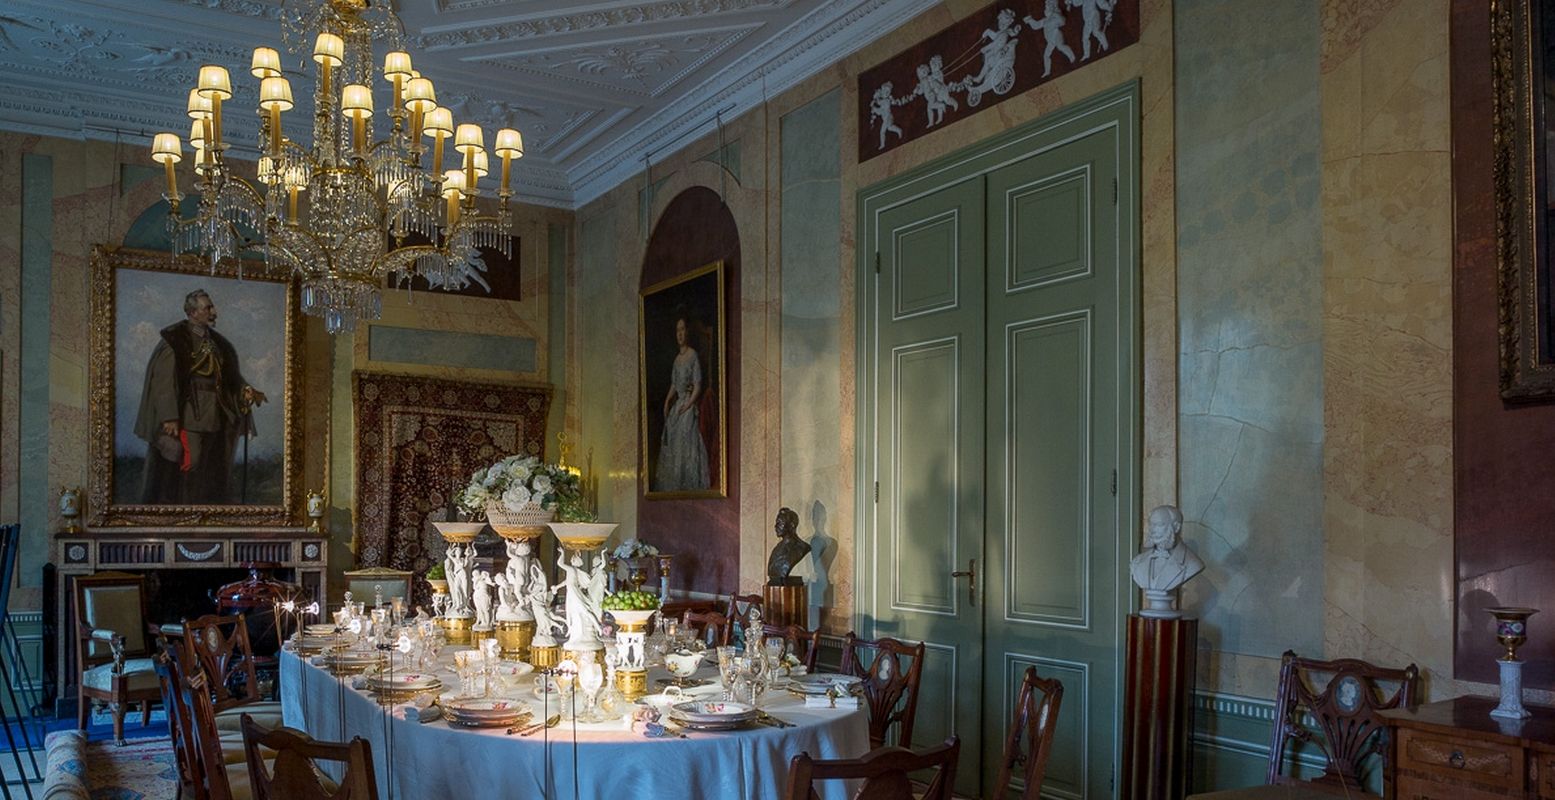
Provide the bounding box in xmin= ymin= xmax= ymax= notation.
xmin=577 ymin=661 xmax=605 ymax=723
xmin=717 ymin=646 xmax=739 ymax=700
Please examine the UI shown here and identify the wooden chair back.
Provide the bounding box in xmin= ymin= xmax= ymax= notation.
xmin=241 ymin=714 xmax=380 ymax=800
xmin=183 ymin=613 xmax=263 ymax=710
xmin=152 ymin=638 xmax=202 ymax=800
xmin=762 ymin=623 xmax=821 ymax=671
xmin=184 ymin=667 xmax=238 ymax=800
xmin=785 ymin=737 xmax=960 ymax=800
xmin=73 ymin=571 xmax=150 ymax=669
xmin=1267 ymin=650 xmax=1420 ymax=794
xmin=681 ymin=609 xmax=732 ymax=647
xmin=726 ymin=592 xmax=764 ymax=639
xmin=840 ymin=632 xmax=926 ymax=749
xmin=991 ymin=666 xmax=1064 ymax=800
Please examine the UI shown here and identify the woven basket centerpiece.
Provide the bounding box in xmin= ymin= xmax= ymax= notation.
xmin=486 ymin=500 xmax=555 ymax=541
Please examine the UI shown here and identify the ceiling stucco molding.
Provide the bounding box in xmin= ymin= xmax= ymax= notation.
xmin=477 ymin=25 xmax=759 ymax=101
xmin=413 ymin=0 xmax=791 ymax=48
xmin=567 ymin=0 xmax=936 ymax=205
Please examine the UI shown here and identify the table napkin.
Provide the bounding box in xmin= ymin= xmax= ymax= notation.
xmin=803 ymin=695 xmax=861 ymax=710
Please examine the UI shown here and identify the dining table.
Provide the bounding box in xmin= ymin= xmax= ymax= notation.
xmin=277 ymin=644 xmax=872 ymax=799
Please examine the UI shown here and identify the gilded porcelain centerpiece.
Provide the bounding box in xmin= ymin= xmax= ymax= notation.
xmin=1487 ymin=606 xmax=1540 ymax=720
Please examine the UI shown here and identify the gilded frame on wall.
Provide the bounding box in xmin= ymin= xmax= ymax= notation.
xmin=1494 ymin=0 xmax=1555 ymax=400
xmin=639 ymin=260 xmax=727 ymax=500
xmin=87 ymin=246 xmax=305 ymax=527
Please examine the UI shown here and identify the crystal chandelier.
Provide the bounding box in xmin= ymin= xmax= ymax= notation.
xmin=149 ymin=0 xmax=523 ymax=334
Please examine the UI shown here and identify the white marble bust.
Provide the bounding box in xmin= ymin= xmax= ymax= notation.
xmin=1129 ymin=504 xmax=1204 ymax=618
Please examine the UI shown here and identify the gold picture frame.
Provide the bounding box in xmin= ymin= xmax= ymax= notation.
xmin=1494 ymin=0 xmax=1555 ymax=400
xmin=639 ymin=260 xmax=727 ymax=499
xmin=87 ymin=246 xmax=305 ymax=527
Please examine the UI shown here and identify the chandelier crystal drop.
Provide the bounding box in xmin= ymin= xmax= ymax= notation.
xmin=150 ymin=0 xmax=524 ymax=335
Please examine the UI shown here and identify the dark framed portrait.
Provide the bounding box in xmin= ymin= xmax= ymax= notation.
xmin=1496 ymin=0 xmax=1555 ymax=400
xmin=87 ymin=246 xmax=304 ymax=527
xmin=639 ymin=261 xmax=726 ymax=499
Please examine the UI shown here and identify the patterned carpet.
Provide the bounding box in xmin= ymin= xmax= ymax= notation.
xmin=44 ymin=731 xmax=179 ymax=799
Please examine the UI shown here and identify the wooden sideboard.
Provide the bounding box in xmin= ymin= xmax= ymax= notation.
xmin=1382 ymin=695 xmax=1555 ymax=798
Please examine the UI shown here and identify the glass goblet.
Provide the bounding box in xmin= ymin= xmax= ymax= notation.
xmin=717 ymin=646 xmax=739 ymax=700
xmin=577 ymin=662 xmax=605 ymax=723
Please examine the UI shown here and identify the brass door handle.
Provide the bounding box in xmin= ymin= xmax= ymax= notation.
xmin=951 ymin=559 xmax=976 ymax=607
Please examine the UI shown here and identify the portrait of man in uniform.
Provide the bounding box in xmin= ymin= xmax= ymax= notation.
xmin=101 ymin=253 xmax=293 ymax=516
xmin=133 ymin=289 xmax=268 ymax=505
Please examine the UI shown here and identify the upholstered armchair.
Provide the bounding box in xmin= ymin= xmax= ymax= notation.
xmin=74 ymin=571 xmax=161 ymax=745
xmin=342 ymin=567 xmax=414 ymax=607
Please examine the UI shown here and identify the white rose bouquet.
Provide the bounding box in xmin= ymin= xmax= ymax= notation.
xmin=454 ymin=454 xmax=581 ymax=519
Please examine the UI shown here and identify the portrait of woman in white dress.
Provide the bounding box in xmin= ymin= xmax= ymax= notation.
xmin=654 ymin=314 xmax=711 ymax=492
xmin=640 ymin=261 xmax=725 ymax=498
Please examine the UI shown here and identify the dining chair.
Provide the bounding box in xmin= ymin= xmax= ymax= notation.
xmin=839 ymin=632 xmax=926 ymax=749
xmin=240 ymin=714 xmax=377 ymax=800
xmin=785 ymin=736 xmax=960 ymax=800
xmin=185 ymin=667 xmax=263 ymax=800
xmin=990 ymin=666 xmax=1064 ymax=800
xmin=153 ymin=643 xmax=201 ymax=800
xmin=181 ymin=614 xmax=285 ymax=733
xmin=1262 ymin=650 xmax=1420 ymax=795
xmin=73 ymin=571 xmax=161 ymax=745
xmin=726 ymin=592 xmax=764 ymax=640
xmin=681 ymin=608 xmax=732 ymax=647
xmin=761 ymin=623 xmax=821 ymax=671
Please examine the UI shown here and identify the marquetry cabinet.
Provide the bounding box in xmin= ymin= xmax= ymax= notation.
xmin=1381 ymin=695 xmax=1555 ymax=799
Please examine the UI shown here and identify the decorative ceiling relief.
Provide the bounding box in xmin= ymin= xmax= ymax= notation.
xmin=0 ymin=0 xmax=938 ymax=206
xmin=857 ymin=0 xmax=1140 ymax=161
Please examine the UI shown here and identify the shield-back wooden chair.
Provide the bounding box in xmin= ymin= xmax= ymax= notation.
xmin=240 ymin=714 xmax=377 ymax=800
xmin=762 ymin=623 xmax=821 ymax=672
xmin=785 ymin=737 xmax=960 ymax=800
xmin=182 ymin=614 xmax=284 ymax=733
xmin=839 ymin=632 xmax=927 ymax=749
xmin=990 ymin=666 xmax=1064 ymax=800
xmin=681 ymin=608 xmax=732 ymax=647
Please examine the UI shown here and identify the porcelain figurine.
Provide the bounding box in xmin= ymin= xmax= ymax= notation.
xmin=444 ymin=542 xmax=477 ymax=619
xmin=1129 ymin=504 xmax=1204 ymax=619
xmin=472 ymin=570 xmax=496 ymax=630
xmin=528 ymin=581 xmax=562 ymax=647
xmin=557 ymin=550 xmax=605 ymax=651
xmin=494 ymin=573 xmax=525 ymax=623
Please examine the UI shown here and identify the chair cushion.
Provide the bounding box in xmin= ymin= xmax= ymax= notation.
xmin=226 ymin=761 xmax=258 ymax=800
xmin=220 ymin=732 xmax=277 ymax=764
xmin=81 ymin=659 xmax=159 ymax=693
xmin=216 ymin=701 xmax=283 ymax=733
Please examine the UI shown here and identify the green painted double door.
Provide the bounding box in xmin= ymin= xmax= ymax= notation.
xmin=862 ymin=91 xmax=1136 ymax=800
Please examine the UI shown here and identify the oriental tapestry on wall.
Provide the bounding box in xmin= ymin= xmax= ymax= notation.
xmin=858 ymin=0 xmax=1140 ymax=161
xmin=353 ymin=372 xmax=551 ymax=587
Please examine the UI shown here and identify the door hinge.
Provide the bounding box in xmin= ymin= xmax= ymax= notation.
xmin=874 ymin=481 xmax=879 ymax=503
xmin=1110 ymin=469 xmax=1117 ymax=497
xmin=1112 ymin=177 xmax=1118 ymax=205
xmin=874 ymin=251 xmax=881 ymax=274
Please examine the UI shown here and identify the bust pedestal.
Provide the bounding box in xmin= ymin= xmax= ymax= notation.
xmin=763 ymin=583 xmax=808 ymax=628
xmin=1121 ymin=614 xmax=1197 ymax=800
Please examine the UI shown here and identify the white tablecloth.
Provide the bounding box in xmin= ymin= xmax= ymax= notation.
xmin=278 ymin=648 xmax=870 ymax=799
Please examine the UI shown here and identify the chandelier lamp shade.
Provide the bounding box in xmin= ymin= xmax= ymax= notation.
xmin=150 ymin=0 xmax=523 ymax=335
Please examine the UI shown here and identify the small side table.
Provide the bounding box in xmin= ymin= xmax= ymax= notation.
xmin=1380 ymin=694 xmax=1555 ymax=798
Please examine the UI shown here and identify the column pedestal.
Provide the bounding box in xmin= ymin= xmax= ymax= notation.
xmin=763 ymin=584 xmax=808 ymax=627
xmin=1121 ymin=614 xmax=1197 ymax=800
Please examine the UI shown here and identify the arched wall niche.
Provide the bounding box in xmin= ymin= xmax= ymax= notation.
xmin=638 ymin=185 xmax=741 ymax=596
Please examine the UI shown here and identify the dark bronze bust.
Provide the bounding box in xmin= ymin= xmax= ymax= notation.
xmin=766 ymin=507 xmax=811 ymax=586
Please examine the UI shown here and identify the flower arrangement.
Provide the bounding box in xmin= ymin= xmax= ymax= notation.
xmin=454 ymin=454 xmax=581 ymax=520
xmin=611 ymin=538 xmax=660 ymax=560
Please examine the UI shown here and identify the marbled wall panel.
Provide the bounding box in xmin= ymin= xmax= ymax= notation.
xmin=575 ymin=206 xmax=638 ymax=539
xmin=1176 ymin=0 xmax=1325 ymax=659
xmin=18 ymin=153 xmax=51 ymax=589
xmin=780 ymin=89 xmax=844 ymax=622
xmin=1320 ymin=0 xmax=1454 ymax=688
xmin=367 ymin=326 xmax=537 ymax=373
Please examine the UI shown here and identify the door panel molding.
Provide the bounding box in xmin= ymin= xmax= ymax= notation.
xmin=889 ymin=336 xmax=961 ymax=617
xmin=1004 ymin=165 xmax=1094 ymax=293
xmin=1004 ymin=310 xmax=1093 ymax=630
xmin=891 ymin=208 xmax=962 ymax=321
